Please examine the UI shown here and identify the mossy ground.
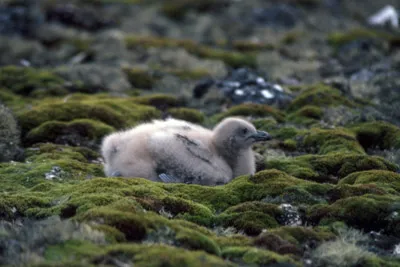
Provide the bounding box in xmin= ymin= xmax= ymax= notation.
xmin=2 ymin=84 xmax=400 ymax=265
xmin=1 ymin=3 xmax=400 ymax=265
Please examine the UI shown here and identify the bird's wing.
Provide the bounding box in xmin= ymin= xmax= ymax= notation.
xmin=148 ymin=131 xmax=231 ymax=184
xmin=173 ymin=133 xmax=214 ymax=164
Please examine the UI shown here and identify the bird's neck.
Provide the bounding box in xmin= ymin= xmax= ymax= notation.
xmin=214 ymin=140 xmax=254 ymax=177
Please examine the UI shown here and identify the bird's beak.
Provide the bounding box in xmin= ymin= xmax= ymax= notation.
xmin=251 ymin=130 xmax=272 ymax=142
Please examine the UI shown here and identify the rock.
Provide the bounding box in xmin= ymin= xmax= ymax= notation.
xmin=368 ymin=5 xmax=399 ymax=29
xmin=194 ymin=68 xmax=293 ymax=109
xmin=0 ymin=0 xmax=44 ymax=37
xmin=54 ymin=64 xmax=131 ymax=92
xmin=0 ymin=103 xmax=22 ymax=162
xmin=46 ymin=3 xmax=115 ymax=32
xmin=253 ymin=4 xmax=299 ymax=28
xmin=349 ymin=69 xmax=400 ymax=125
xmin=0 ymin=36 xmax=46 ymax=66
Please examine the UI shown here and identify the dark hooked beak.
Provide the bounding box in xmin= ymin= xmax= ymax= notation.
xmin=251 ymin=130 xmax=272 ymax=142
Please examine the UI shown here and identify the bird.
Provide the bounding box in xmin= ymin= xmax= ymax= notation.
xmin=101 ymin=117 xmax=271 ymax=185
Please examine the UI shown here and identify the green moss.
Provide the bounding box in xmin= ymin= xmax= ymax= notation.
xmin=161 ymin=196 xmax=214 ymax=226
xmin=269 ymin=226 xmax=335 ymax=245
xmin=161 ymin=0 xmax=229 ymax=20
xmin=280 ymin=30 xmax=305 ymax=45
xmin=362 ymin=256 xmax=400 ymax=267
xmin=214 ymin=103 xmax=285 ymax=122
xmin=252 ymin=118 xmax=278 ymax=132
xmin=123 ymin=67 xmax=155 ymax=89
xmin=288 ymin=84 xmax=355 ymax=112
xmin=217 ymin=212 xmax=279 ymax=236
xmin=17 ymin=97 xmax=161 ymax=136
xmin=217 ymin=202 xmax=282 ymax=235
xmin=102 ymin=243 xmax=233 ymax=267
xmin=162 ymin=183 xmax=240 ymax=211
xmin=225 ymin=170 xmax=332 ymax=205
xmin=327 ymin=183 xmax=388 ymax=202
xmin=328 ymin=28 xmax=400 ymax=48
xmin=0 ymin=143 xmax=103 ymax=193
xmin=0 ymin=66 xmax=66 ymax=96
xmin=351 ymin=121 xmax=400 ymax=150
xmin=132 ymin=94 xmax=181 ymax=109
xmin=44 ymin=240 xmax=103 ymax=262
xmin=287 ymin=105 xmax=324 ymax=125
xmin=281 ymin=139 xmax=297 ymax=151
xmin=307 ymin=194 xmax=400 ymax=234
xmin=168 ymin=108 xmax=205 ymax=123
xmin=232 ymin=40 xmax=275 ymax=51
xmin=222 ymin=246 xmax=299 ymax=266
xmin=125 ymin=35 xmax=256 ymax=68
xmin=164 ymin=68 xmax=211 ymax=80
xmin=77 ymin=207 xmax=151 ymax=241
xmin=91 ymin=224 xmax=126 ymax=243
xmin=24 ymin=119 xmax=115 ymax=147
xmin=300 ymin=127 xmax=365 ymax=154
xmin=266 ymin=153 xmax=397 ymax=183
xmin=0 ymin=194 xmax=52 ymax=219
xmin=339 ymin=170 xmax=400 ymax=193
xmin=173 ymin=227 xmax=221 ymax=256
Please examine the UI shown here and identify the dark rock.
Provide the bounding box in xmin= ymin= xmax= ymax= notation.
xmin=193 ymin=78 xmax=215 ymax=99
xmin=213 ymin=68 xmax=293 ymax=108
xmin=253 ymin=4 xmax=299 ymax=28
xmin=337 ymin=40 xmax=387 ymax=75
xmin=0 ymin=0 xmax=44 ymax=37
xmin=54 ymin=64 xmax=131 ymax=92
xmin=46 ymin=3 xmax=115 ymax=32
xmin=367 ymin=231 xmax=400 ymax=256
xmin=277 ymin=204 xmax=302 ymax=226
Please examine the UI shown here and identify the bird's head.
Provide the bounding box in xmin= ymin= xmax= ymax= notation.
xmin=212 ymin=117 xmax=272 ymax=151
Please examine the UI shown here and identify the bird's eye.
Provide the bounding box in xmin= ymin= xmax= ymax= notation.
xmin=242 ymin=128 xmax=248 ymax=135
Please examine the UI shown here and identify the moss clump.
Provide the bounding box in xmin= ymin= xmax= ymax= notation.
xmin=225 ymin=170 xmax=331 ymax=205
xmin=339 ymin=170 xmax=400 ymax=193
xmin=252 ymin=118 xmax=278 ymax=132
xmin=17 ymin=97 xmax=160 ymax=136
xmin=24 ymin=119 xmax=114 ymax=147
xmin=216 ymin=202 xmax=282 ymax=235
xmin=168 ymin=108 xmax=205 ymax=123
xmin=287 ymin=105 xmax=323 ymax=125
xmin=164 ymin=68 xmax=211 ymax=80
xmin=132 ymin=94 xmax=181 ymax=109
xmin=0 ymin=143 xmax=103 ymax=193
xmin=307 ymin=194 xmax=400 ymax=234
xmin=288 ymin=84 xmax=355 ymax=112
xmin=0 ymin=104 xmax=21 ymax=162
xmin=232 ymin=40 xmax=275 ymax=51
xmin=123 ymin=67 xmax=155 ymax=89
xmin=161 ymin=183 xmax=240 ymax=211
xmin=300 ymin=127 xmax=365 ymax=154
xmin=266 ymin=153 xmax=397 ymax=183
xmin=100 ymin=243 xmax=232 ymax=267
xmin=0 ymin=66 xmax=66 ymax=96
xmin=214 ymin=103 xmax=285 ymax=122
xmin=161 ymin=0 xmax=230 ymax=20
xmin=222 ymin=246 xmax=299 ymax=266
xmin=269 ymin=226 xmax=335 ymax=245
xmin=125 ymin=35 xmax=256 ymax=68
xmin=351 ymin=121 xmax=400 ymax=150
xmin=253 ymin=232 xmax=301 ymax=255
xmin=328 ymin=28 xmax=400 ymax=48
xmin=281 ymin=139 xmax=297 ymax=151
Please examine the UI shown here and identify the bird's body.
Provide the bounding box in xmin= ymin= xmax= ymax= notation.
xmin=101 ymin=117 xmax=271 ymax=185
